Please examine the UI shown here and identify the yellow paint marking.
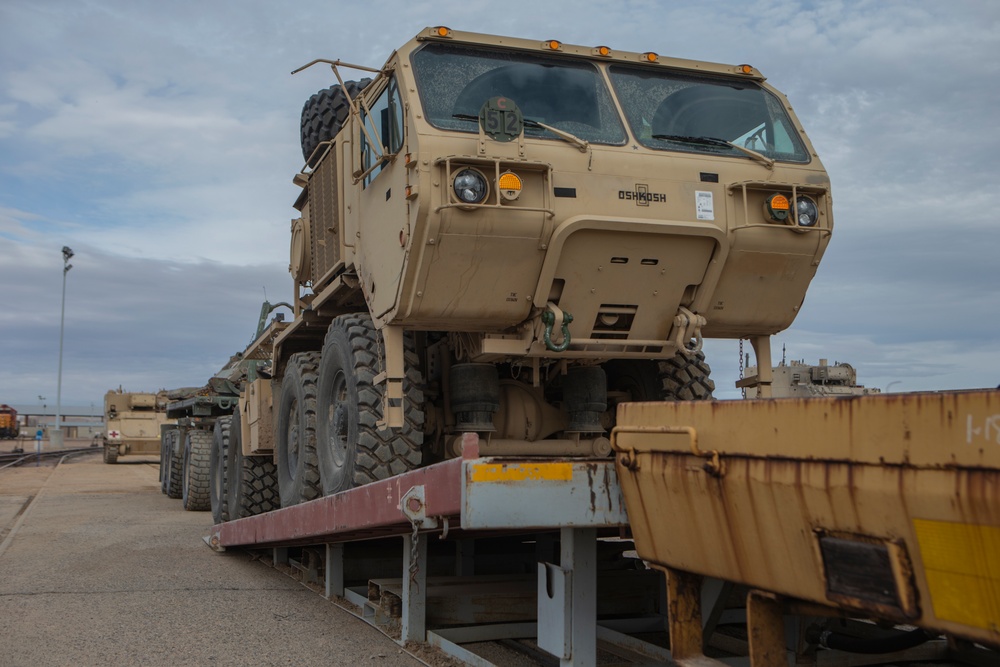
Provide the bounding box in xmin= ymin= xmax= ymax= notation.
xmin=469 ymin=462 xmax=573 ymax=483
xmin=913 ymin=519 xmax=1000 ymax=632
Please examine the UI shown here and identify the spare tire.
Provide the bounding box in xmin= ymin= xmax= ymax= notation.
xmin=299 ymin=78 xmax=372 ymax=163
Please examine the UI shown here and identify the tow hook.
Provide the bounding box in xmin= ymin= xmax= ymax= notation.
xmin=542 ymin=304 xmax=573 ymax=352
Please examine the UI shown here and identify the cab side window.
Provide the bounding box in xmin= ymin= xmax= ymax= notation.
xmin=360 ymin=76 xmax=404 ymax=187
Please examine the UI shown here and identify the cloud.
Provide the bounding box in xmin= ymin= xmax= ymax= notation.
xmin=0 ymin=0 xmax=998 ymax=410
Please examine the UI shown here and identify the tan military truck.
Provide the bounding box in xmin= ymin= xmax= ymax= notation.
xmin=213 ymin=26 xmax=833 ymax=513
xmin=102 ymin=389 xmax=171 ymax=464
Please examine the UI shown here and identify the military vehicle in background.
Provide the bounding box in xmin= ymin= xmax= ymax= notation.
xmin=0 ymin=404 xmax=20 ymax=439
xmin=159 ymin=357 xmax=243 ymax=512
xmin=742 ymin=358 xmax=880 ymax=398
xmin=102 ymin=389 xmax=170 ymax=464
xmin=160 ymin=301 xmax=286 ymax=516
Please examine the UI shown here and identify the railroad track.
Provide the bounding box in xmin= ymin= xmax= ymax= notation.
xmin=0 ymin=446 xmax=101 ymax=469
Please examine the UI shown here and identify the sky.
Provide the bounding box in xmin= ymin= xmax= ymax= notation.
xmin=1 ymin=0 xmax=998 ymax=411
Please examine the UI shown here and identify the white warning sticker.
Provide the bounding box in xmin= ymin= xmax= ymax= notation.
xmin=696 ymin=191 xmax=714 ymax=221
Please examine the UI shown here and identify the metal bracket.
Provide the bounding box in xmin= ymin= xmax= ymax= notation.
xmin=400 ymin=485 xmax=439 ymax=530
xmin=374 ymin=324 xmax=405 ymax=429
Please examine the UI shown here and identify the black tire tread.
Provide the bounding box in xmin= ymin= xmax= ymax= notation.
xmin=167 ymin=430 xmax=183 ymax=499
xmin=324 ymin=314 xmax=424 ymax=490
xmin=241 ymin=457 xmax=279 ymax=516
xmin=658 ymin=350 xmax=715 ymax=400
xmin=300 ymin=79 xmax=371 ymax=162
xmin=226 ymin=408 xmax=279 ymax=518
xmin=103 ymin=444 xmax=118 ymax=464
xmin=276 ymin=352 xmax=322 ymax=506
xmin=182 ymin=430 xmax=212 ymax=512
xmin=210 ymin=416 xmax=231 ymax=524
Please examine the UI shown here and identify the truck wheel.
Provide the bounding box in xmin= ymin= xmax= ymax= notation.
xmin=103 ymin=443 xmax=118 ymax=464
xmin=210 ymin=416 xmax=231 ymax=524
xmin=604 ymin=350 xmax=715 ymax=402
xmin=166 ymin=429 xmax=184 ymax=499
xmin=275 ymin=352 xmax=322 ymax=506
xmin=659 ymin=350 xmax=715 ymax=400
xmin=159 ymin=429 xmax=171 ymax=493
xmin=316 ymin=314 xmax=425 ymax=496
xmin=300 ymin=78 xmax=372 ymax=163
xmin=227 ymin=407 xmax=278 ymax=517
xmin=241 ymin=457 xmax=279 ymax=516
xmin=182 ymin=429 xmax=212 ymax=511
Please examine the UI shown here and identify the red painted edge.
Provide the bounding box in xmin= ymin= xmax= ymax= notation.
xmin=211 ymin=455 xmax=465 ymax=548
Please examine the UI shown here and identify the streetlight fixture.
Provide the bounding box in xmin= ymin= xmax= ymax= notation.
xmin=53 ymin=246 xmax=74 ymax=448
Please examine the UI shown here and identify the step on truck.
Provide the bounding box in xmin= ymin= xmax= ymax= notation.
xmin=210 ymin=25 xmax=833 ymax=520
xmin=101 ymin=389 xmax=170 ymax=464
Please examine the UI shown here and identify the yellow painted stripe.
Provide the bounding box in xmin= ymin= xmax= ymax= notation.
xmin=469 ymin=462 xmax=573 ymax=483
xmin=913 ymin=518 xmax=1000 ymax=632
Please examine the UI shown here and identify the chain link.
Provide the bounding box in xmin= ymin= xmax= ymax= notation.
xmin=408 ymin=520 xmax=420 ymax=592
xmin=739 ymin=338 xmax=746 ymax=399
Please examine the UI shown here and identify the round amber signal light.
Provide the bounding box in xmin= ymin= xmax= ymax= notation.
xmin=498 ymin=171 xmax=522 ymax=201
xmin=764 ymin=193 xmax=791 ymax=222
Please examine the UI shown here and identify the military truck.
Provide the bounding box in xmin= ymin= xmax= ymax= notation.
xmin=161 ymin=301 xmax=287 ymax=517
xmin=102 ymin=389 xmax=170 ymax=463
xmin=159 ymin=358 xmax=244 ymax=512
xmin=742 ymin=358 xmax=881 ymax=398
xmin=209 ymin=26 xmax=832 ymax=516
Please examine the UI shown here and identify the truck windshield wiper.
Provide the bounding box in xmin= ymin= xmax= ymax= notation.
xmin=452 ymin=114 xmax=589 ymax=153
xmin=522 ymin=117 xmax=589 ymax=152
xmin=652 ymin=134 xmax=774 ymax=169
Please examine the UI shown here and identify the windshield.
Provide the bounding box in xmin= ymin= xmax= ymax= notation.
xmin=410 ymin=43 xmax=627 ymax=145
xmin=608 ymin=66 xmax=810 ymax=163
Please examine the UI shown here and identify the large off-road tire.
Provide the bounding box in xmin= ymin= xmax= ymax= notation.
xmin=103 ymin=443 xmax=118 ymax=464
xmin=226 ymin=407 xmax=279 ymax=518
xmin=300 ymin=78 xmax=371 ymax=163
xmin=659 ymin=351 xmax=716 ymax=400
xmin=604 ymin=350 xmax=715 ymax=403
xmin=159 ymin=430 xmax=170 ymax=493
xmin=316 ymin=314 xmax=425 ymax=496
xmin=182 ymin=429 xmax=212 ymax=511
xmin=166 ymin=429 xmax=184 ymax=499
xmin=276 ymin=352 xmax=323 ymax=506
xmin=210 ymin=416 xmax=231 ymax=524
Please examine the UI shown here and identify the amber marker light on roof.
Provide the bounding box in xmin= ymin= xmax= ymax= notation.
xmin=594 ymin=45 xmax=612 ymax=57
xmin=642 ymin=52 xmax=659 ymax=63
xmin=433 ymin=26 xmax=452 ymax=37
xmin=738 ymin=64 xmax=754 ymax=74
xmin=545 ymin=40 xmax=562 ymax=50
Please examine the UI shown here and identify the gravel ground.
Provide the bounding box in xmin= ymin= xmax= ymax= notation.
xmin=0 ymin=454 xmax=423 ymax=667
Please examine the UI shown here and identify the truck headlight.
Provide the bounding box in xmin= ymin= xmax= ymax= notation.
xmin=453 ymin=168 xmax=488 ymax=204
xmin=795 ymin=196 xmax=819 ymax=227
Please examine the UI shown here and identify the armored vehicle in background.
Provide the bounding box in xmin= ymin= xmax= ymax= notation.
xmin=102 ymin=389 xmax=170 ymax=464
xmin=743 ymin=358 xmax=881 ymax=398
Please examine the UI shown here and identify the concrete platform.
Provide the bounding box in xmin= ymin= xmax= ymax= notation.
xmin=0 ymin=453 xmax=422 ymax=666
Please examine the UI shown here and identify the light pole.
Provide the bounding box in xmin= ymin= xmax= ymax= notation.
xmin=53 ymin=246 xmax=74 ymax=448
